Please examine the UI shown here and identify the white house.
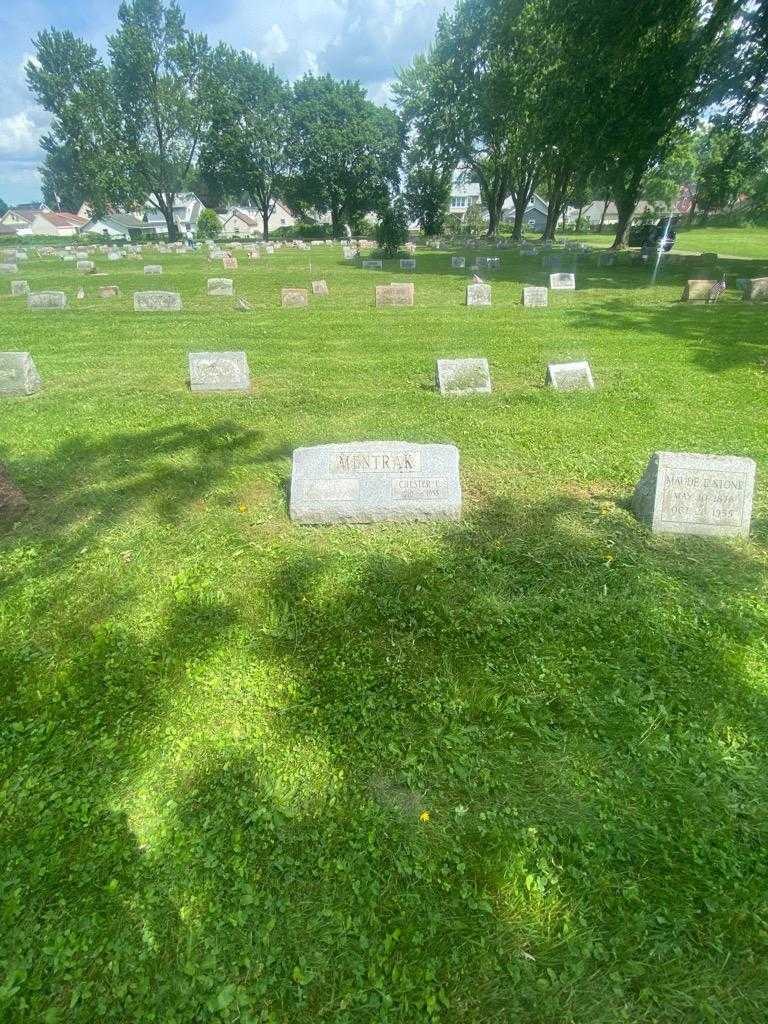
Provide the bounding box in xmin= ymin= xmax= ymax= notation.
xmin=0 ymin=204 xmax=46 ymax=230
xmin=142 ymin=193 xmax=204 ymax=235
xmin=79 ymin=212 xmax=148 ymax=240
xmin=26 ymin=211 xmax=89 ymax=236
xmin=220 ymin=202 xmax=296 ymax=237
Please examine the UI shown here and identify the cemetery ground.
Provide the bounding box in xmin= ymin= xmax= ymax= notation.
xmin=1 ymin=241 xmax=767 ymax=1024
xmin=567 ymin=223 xmax=768 ymax=260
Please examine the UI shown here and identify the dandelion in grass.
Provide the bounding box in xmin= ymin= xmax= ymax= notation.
xmin=419 ymin=811 xmax=430 ymax=823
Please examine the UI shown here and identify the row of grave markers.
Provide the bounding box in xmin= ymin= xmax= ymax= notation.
xmin=0 ymin=347 xmax=756 ymax=538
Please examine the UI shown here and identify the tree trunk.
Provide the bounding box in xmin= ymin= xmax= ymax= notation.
xmin=597 ymin=193 xmax=610 ymax=233
xmin=575 ymin=204 xmax=585 ymax=233
xmin=686 ymin=196 xmax=698 ymax=226
xmin=261 ymin=199 xmax=270 ymax=242
xmin=511 ymin=204 xmax=527 ymax=241
xmin=330 ymin=207 xmax=343 ymax=239
xmin=611 ymin=196 xmax=637 ymax=248
xmin=155 ymin=194 xmax=179 ymax=242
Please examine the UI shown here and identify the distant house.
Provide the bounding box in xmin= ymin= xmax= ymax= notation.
xmin=220 ymin=201 xmax=297 ymax=237
xmin=448 ymin=174 xmax=549 ymax=232
xmin=77 ymin=201 xmax=94 ymax=220
xmin=142 ymin=193 xmax=204 ymax=236
xmin=501 ymin=193 xmax=549 ymax=232
xmin=80 ymin=212 xmax=149 ymax=240
xmin=26 ymin=211 xmax=89 ymax=236
xmin=0 ymin=207 xmax=39 ymax=230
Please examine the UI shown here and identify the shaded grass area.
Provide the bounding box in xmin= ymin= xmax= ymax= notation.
xmin=1 ymin=244 xmax=767 ymax=1022
xmin=565 ymin=224 xmax=768 ymax=260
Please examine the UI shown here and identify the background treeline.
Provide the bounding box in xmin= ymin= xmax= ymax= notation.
xmin=26 ymin=0 xmax=768 ymax=245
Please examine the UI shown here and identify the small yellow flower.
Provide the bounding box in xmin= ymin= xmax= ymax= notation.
xmin=238 ymin=504 xmax=247 ymax=513
xmin=419 ymin=811 xmax=430 ymax=823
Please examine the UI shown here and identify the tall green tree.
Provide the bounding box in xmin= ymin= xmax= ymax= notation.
xmin=403 ymin=147 xmax=451 ymax=237
xmin=287 ymin=75 xmax=403 ymax=237
xmin=200 ymin=48 xmax=290 ymax=241
xmin=39 ymin=140 xmax=91 ymax=211
xmin=28 ymin=0 xmax=212 ymax=240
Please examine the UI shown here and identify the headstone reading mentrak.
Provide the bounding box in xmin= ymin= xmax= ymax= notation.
xmin=144 ymin=265 xmax=163 ymax=274
xmin=133 ymin=291 xmax=182 ymax=312
xmin=436 ymin=358 xmax=491 ymax=396
xmin=11 ymin=281 xmax=29 ymax=296
xmin=28 ymin=291 xmax=67 ymax=310
xmin=376 ymin=283 xmax=414 ymax=307
xmin=99 ymin=286 xmax=120 ymax=298
xmin=466 ymin=283 xmax=491 ymax=306
xmin=682 ymin=279 xmax=717 ymax=303
xmin=399 ymin=258 xmax=416 ymax=270
xmin=362 ymin=259 xmax=383 ymax=269
xmin=281 ymin=288 xmax=308 ymax=308
xmin=522 ymin=286 xmax=548 ymax=308
xmin=546 ymin=361 xmax=595 ymax=391
xmin=312 ymin=280 xmax=329 ymax=296
xmin=0 ymin=352 xmax=41 ymax=396
xmin=452 ymin=256 xmax=466 ymax=269
xmin=207 ymin=278 xmax=234 ymax=296
xmin=632 ymin=452 xmax=755 ymax=538
xmin=550 ymin=272 xmax=576 ymax=290
xmin=744 ymin=277 xmax=768 ymax=302
xmin=188 ymin=351 xmax=250 ymax=392
xmin=289 ymin=442 xmax=462 ymax=524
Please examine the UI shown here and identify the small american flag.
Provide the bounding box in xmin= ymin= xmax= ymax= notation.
xmin=708 ymin=276 xmax=726 ymax=303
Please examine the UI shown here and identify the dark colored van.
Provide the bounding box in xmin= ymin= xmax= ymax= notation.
xmin=628 ymin=218 xmax=678 ymax=251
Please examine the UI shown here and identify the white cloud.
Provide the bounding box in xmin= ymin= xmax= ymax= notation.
xmin=0 ymin=110 xmax=43 ymax=159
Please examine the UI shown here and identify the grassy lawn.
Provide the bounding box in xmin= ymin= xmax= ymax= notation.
xmin=563 ymin=224 xmax=768 ymax=260
xmin=2 ymin=242 xmax=768 ymax=1023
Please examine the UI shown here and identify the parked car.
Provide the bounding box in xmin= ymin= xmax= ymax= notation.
xmin=628 ymin=218 xmax=678 ymax=251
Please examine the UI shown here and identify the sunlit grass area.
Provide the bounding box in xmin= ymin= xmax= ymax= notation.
xmin=1 ymin=242 xmax=767 ymax=1022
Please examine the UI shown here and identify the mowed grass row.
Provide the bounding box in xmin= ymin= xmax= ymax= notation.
xmin=1 ymin=244 xmax=768 ymax=1023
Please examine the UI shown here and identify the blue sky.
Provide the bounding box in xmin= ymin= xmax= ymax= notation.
xmin=0 ymin=0 xmax=451 ymax=205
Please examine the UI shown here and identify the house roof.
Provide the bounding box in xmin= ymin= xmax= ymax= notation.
xmin=15 ymin=202 xmax=48 ymax=212
xmin=35 ymin=211 xmax=89 ymax=227
xmin=225 ymin=209 xmax=261 ymax=228
xmin=84 ymin=212 xmax=146 ymax=231
xmin=5 ymin=208 xmax=36 ymax=223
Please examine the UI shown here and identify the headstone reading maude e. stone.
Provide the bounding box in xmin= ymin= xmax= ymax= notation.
xmin=682 ymin=279 xmax=716 ymax=303
xmin=550 ymin=272 xmax=576 ymax=290
xmin=312 ymin=280 xmax=329 ymax=296
xmin=522 ymin=286 xmax=548 ymax=307
xmin=11 ymin=281 xmax=29 ymax=296
xmin=144 ymin=265 xmax=163 ymax=274
xmin=466 ymin=283 xmax=491 ymax=306
xmin=452 ymin=256 xmax=465 ymax=269
xmin=188 ymin=351 xmax=250 ymax=392
xmin=207 ymin=278 xmax=234 ymax=296
xmin=28 ymin=291 xmax=67 ymax=310
xmin=436 ymin=358 xmax=491 ymax=396
xmin=0 ymin=352 xmax=41 ymax=396
xmin=632 ymin=451 xmax=755 ymax=538
xmin=281 ymin=288 xmax=308 ymax=308
xmin=744 ymin=277 xmax=768 ymax=302
xmin=133 ymin=291 xmax=182 ymax=312
xmin=546 ymin=361 xmax=594 ymax=390
xmin=289 ymin=441 xmax=462 ymax=524
xmin=376 ymin=283 xmax=414 ymax=307
xmin=399 ymin=258 xmax=416 ymax=270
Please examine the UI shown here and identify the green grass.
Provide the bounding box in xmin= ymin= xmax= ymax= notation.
xmin=565 ymin=224 xmax=768 ymax=260
xmin=1 ymin=242 xmax=768 ymax=1023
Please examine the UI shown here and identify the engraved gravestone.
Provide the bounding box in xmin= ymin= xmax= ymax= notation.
xmin=399 ymin=258 xmax=416 ymax=270
xmin=207 ymin=278 xmax=234 ymax=296
xmin=312 ymin=280 xmax=329 ymax=296
xmin=223 ymin=256 xmax=238 ymax=270
xmin=0 ymin=263 xmax=18 ymax=274
xmin=77 ymin=260 xmax=94 ymax=272
xmin=265 ymin=245 xmax=274 ymax=255
xmin=28 ymin=291 xmax=67 ymax=310
xmin=550 ymin=272 xmax=576 ymax=290
xmin=289 ymin=441 xmax=462 ymax=524
xmin=0 ymin=352 xmax=41 ymax=396
xmin=133 ymin=291 xmax=182 ymax=311
xmin=466 ymin=283 xmax=491 ymax=306
xmin=546 ymin=361 xmax=594 ymax=390
xmin=682 ymin=279 xmax=716 ymax=303
xmin=99 ymin=285 xmax=120 ymax=298
xmin=376 ymin=283 xmax=414 ymax=307
xmin=11 ymin=281 xmax=29 ymax=296
xmin=281 ymin=288 xmax=308 ymax=308
xmin=744 ymin=277 xmax=768 ymax=302
xmin=343 ymin=246 xmax=355 ymax=260
xmin=188 ymin=351 xmax=250 ymax=392
xmin=108 ymin=252 xmax=122 ymax=261
xmin=451 ymin=256 xmax=466 ymax=269
xmin=436 ymin=358 xmax=491 ymax=396
xmin=522 ymin=286 xmax=548 ymax=307
xmin=144 ymin=265 xmax=163 ymax=274
xmin=362 ymin=259 xmax=383 ymax=269
xmin=632 ymin=452 xmax=755 ymax=538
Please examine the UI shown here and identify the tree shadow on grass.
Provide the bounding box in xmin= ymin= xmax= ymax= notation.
xmin=4 ymin=490 xmax=767 ymax=1021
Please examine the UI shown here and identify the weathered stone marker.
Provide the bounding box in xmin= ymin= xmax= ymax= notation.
xmin=281 ymin=288 xmax=309 ymax=308
xmin=188 ymin=351 xmax=250 ymax=392
xmin=11 ymin=281 xmax=29 ymax=296
xmin=0 ymin=263 xmax=18 ymax=274
xmin=77 ymin=260 xmax=94 ymax=273
xmin=550 ymin=272 xmax=576 ymax=290
xmin=452 ymin=256 xmax=466 ymax=269
xmin=134 ymin=291 xmax=182 ymax=312
xmin=522 ymin=286 xmax=548 ymax=307
xmin=376 ymin=283 xmax=414 ymax=308
xmin=399 ymin=258 xmax=416 ymax=270
xmin=144 ymin=265 xmax=163 ymax=275
xmin=108 ymin=252 xmax=122 ymax=261
xmin=289 ymin=441 xmax=462 ymax=524
xmin=28 ymin=291 xmax=67 ymax=310
xmin=361 ymin=259 xmax=383 ymax=269
xmin=312 ymin=280 xmax=329 ymax=296
xmin=743 ymin=277 xmax=768 ymax=302
xmin=207 ymin=278 xmax=234 ymax=296
xmin=343 ymin=246 xmax=355 ymax=260
xmin=436 ymin=358 xmax=491 ymax=396
xmin=545 ymin=361 xmax=594 ymax=390
xmin=223 ymin=256 xmax=238 ymax=270
xmin=681 ymin=279 xmax=716 ymax=303
xmin=99 ymin=286 xmax=120 ymax=298
xmin=0 ymin=352 xmax=41 ymax=396
xmin=466 ymin=283 xmax=491 ymax=306
xmin=632 ymin=452 xmax=755 ymax=538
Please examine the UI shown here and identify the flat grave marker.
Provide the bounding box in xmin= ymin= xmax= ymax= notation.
xmin=436 ymin=358 xmax=492 ymax=396
xmin=546 ymin=360 xmax=594 ymax=391
xmin=550 ymin=272 xmax=576 ymax=290
xmin=28 ymin=291 xmax=67 ymax=310
xmin=188 ymin=351 xmax=250 ymax=392
xmin=77 ymin=260 xmax=94 ymax=273
xmin=99 ymin=286 xmax=120 ymax=298
xmin=144 ymin=265 xmax=163 ymax=275
xmin=0 ymin=263 xmax=18 ymax=274
xmin=466 ymin=283 xmax=491 ymax=306
xmin=207 ymin=278 xmax=234 ymax=296
xmin=399 ymin=258 xmax=416 ymax=270
xmin=451 ymin=256 xmax=466 ymax=269
xmin=0 ymin=352 xmax=41 ymax=396
xmin=522 ymin=286 xmax=548 ymax=307
xmin=289 ymin=441 xmax=462 ymax=524
xmin=312 ymin=280 xmax=329 ymax=296
xmin=10 ymin=281 xmax=29 ymax=297
xmin=376 ymin=283 xmax=414 ymax=307
xmin=281 ymin=288 xmax=308 ymax=308
xmin=682 ymin=279 xmax=717 ymax=303
xmin=744 ymin=277 xmax=768 ymax=302
xmin=134 ymin=291 xmax=182 ymax=312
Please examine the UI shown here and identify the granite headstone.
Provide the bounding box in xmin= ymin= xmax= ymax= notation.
xmin=134 ymin=291 xmax=182 ymax=312
xmin=545 ymin=360 xmax=594 ymax=390
xmin=188 ymin=351 xmax=250 ymax=392
xmin=0 ymin=352 xmax=41 ymax=396
xmin=436 ymin=358 xmax=492 ymax=396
